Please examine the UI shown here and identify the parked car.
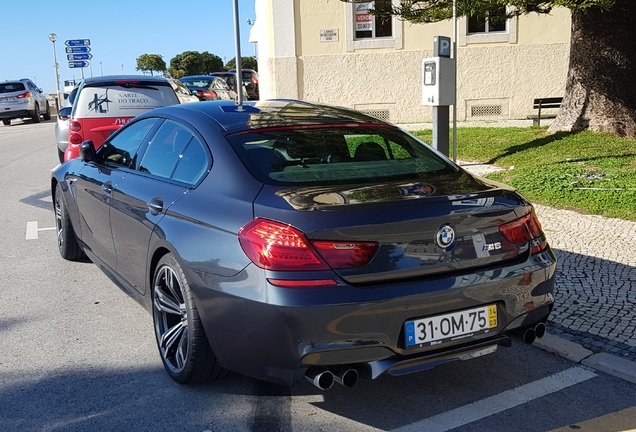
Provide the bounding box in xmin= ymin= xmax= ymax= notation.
xmin=168 ymin=78 xmax=199 ymax=104
xmin=0 ymin=79 xmax=51 ymax=126
xmin=63 ymin=75 xmax=180 ymax=161
xmin=229 ymin=69 xmax=259 ymax=100
xmin=209 ymin=72 xmax=249 ymax=100
xmin=55 ymin=87 xmax=79 ymax=163
xmin=52 ymin=99 xmax=556 ymax=389
xmin=178 ymin=75 xmax=237 ymax=101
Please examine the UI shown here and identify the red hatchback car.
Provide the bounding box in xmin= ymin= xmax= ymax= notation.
xmin=64 ymin=75 xmax=179 ymax=161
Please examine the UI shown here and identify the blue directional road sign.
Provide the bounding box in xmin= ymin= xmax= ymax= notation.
xmin=65 ymin=39 xmax=90 ymax=47
xmin=65 ymin=46 xmax=91 ymax=54
xmin=67 ymin=53 xmax=93 ymax=61
xmin=68 ymin=60 xmax=90 ymax=68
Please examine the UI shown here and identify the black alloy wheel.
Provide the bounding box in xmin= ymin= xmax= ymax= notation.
xmin=54 ymin=183 xmax=84 ymax=261
xmin=152 ymin=254 xmax=226 ymax=384
xmin=43 ymin=102 xmax=52 ymax=121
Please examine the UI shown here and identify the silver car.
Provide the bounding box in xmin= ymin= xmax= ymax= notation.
xmin=0 ymin=79 xmax=51 ymax=126
xmin=55 ymin=87 xmax=78 ymax=163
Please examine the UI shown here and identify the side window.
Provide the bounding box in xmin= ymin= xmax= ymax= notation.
xmin=99 ymin=118 xmax=158 ymax=168
xmin=138 ymin=120 xmax=192 ymax=179
xmin=172 ymin=136 xmax=209 ymax=185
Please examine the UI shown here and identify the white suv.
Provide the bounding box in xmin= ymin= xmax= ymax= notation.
xmin=0 ymin=79 xmax=51 ymax=125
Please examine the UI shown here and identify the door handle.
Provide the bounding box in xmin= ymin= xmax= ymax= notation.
xmin=148 ymin=197 xmax=164 ymax=215
xmin=101 ymin=181 xmax=113 ymax=194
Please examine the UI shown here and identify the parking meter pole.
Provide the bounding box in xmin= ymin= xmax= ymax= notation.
xmin=432 ymin=106 xmax=450 ymax=157
xmin=422 ymin=36 xmax=455 ymax=159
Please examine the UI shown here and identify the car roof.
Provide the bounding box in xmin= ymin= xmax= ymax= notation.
xmin=141 ymin=99 xmax=388 ymax=135
xmin=80 ymin=75 xmax=170 ymax=86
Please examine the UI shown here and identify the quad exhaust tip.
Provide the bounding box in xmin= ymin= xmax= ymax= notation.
xmin=305 ymin=366 xmax=359 ymax=390
xmin=522 ymin=322 xmax=547 ymax=345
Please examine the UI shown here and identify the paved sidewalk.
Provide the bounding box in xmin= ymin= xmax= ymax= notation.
xmin=457 ymin=161 xmax=636 ymax=384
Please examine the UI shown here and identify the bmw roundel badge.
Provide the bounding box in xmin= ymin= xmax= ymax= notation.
xmin=436 ymin=225 xmax=455 ymax=249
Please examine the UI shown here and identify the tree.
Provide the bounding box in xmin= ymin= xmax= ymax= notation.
xmin=344 ymin=0 xmax=636 ymax=137
xmin=169 ymin=51 xmax=224 ymax=76
xmin=224 ymin=56 xmax=258 ymax=71
xmin=135 ymin=54 xmax=167 ymax=76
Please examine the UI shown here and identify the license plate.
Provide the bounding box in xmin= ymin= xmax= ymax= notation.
xmin=0 ymin=97 xmax=13 ymax=102
xmin=405 ymin=305 xmax=497 ymax=347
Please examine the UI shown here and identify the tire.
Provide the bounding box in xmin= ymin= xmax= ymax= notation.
xmin=31 ymin=104 xmax=41 ymax=123
xmin=57 ymin=148 xmax=65 ymax=164
xmin=2 ymin=119 xmax=9 ymax=126
xmin=54 ymin=183 xmax=84 ymax=260
xmin=43 ymin=102 xmax=52 ymax=121
xmin=153 ymin=253 xmax=227 ymax=384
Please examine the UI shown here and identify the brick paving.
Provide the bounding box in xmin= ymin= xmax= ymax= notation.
xmin=458 ymin=161 xmax=636 ymax=362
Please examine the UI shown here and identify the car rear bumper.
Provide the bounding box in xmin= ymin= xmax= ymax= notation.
xmin=193 ymin=247 xmax=557 ymax=386
xmin=0 ymin=109 xmax=32 ymax=120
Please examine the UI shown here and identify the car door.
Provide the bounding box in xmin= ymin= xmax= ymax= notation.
xmin=109 ymin=119 xmax=206 ymax=294
xmin=74 ymin=118 xmax=159 ymax=270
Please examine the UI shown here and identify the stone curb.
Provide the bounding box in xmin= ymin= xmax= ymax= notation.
xmin=534 ymin=332 xmax=636 ymax=385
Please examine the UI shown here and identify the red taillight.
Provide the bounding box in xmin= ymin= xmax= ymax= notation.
xmin=69 ymin=134 xmax=83 ymax=145
xmin=16 ymin=91 xmax=30 ymax=99
xmin=499 ymin=209 xmax=547 ymax=254
xmin=238 ymin=219 xmax=378 ymax=271
xmin=69 ymin=120 xmax=81 ymax=132
xmin=239 ymin=219 xmax=329 ymax=271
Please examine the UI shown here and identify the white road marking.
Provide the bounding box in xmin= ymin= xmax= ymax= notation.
xmin=393 ymin=367 xmax=597 ymax=432
xmin=25 ymin=221 xmax=56 ymax=240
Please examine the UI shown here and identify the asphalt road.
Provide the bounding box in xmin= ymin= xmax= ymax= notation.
xmin=1 ymin=120 xmax=635 ymax=432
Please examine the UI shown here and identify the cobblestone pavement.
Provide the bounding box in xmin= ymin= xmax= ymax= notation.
xmin=458 ymin=161 xmax=636 ymax=362
xmin=534 ymin=205 xmax=636 ymax=361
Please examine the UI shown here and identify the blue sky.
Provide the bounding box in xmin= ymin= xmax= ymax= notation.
xmin=0 ymin=1 xmax=257 ymax=94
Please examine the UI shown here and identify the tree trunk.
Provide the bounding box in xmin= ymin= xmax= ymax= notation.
xmin=548 ymin=0 xmax=636 ymax=137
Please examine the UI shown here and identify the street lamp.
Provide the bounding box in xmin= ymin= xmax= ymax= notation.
xmin=48 ymin=33 xmax=62 ymax=112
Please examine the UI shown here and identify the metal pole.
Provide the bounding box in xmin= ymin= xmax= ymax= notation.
xmin=49 ymin=33 xmax=62 ymax=112
xmin=233 ymin=0 xmax=244 ymax=107
xmin=452 ymin=0 xmax=458 ymax=162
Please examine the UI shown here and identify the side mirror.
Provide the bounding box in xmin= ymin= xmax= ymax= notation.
xmin=58 ymin=106 xmax=72 ymax=120
xmin=79 ymin=140 xmax=96 ymax=162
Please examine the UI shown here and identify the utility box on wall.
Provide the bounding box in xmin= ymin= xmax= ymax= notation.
xmin=421 ymin=57 xmax=456 ymax=106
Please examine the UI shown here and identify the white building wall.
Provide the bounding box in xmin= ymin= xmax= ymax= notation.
xmin=253 ymin=0 xmax=571 ymax=124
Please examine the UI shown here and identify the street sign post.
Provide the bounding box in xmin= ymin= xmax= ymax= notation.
xmin=68 ymin=60 xmax=90 ymax=68
xmin=65 ymin=46 xmax=91 ymax=53
xmin=65 ymin=39 xmax=90 ymax=47
xmin=67 ymin=53 xmax=93 ymax=61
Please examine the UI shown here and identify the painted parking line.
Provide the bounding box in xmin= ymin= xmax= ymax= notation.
xmin=26 ymin=221 xmax=55 ymax=240
xmin=393 ymin=367 xmax=597 ymax=432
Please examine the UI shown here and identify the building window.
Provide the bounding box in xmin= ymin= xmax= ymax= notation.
xmin=346 ymin=0 xmax=402 ymax=51
xmin=459 ymin=7 xmax=517 ymax=45
xmin=354 ymin=1 xmax=392 ymax=39
xmin=467 ymin=7 xmax=507 ymax=34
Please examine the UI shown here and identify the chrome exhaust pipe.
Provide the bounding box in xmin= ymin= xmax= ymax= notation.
xmin=522 ymin=327 xmax=536 ymax=344
xmin=305 ymin=368 xmax=334 ymax=390
xmin=332 ymin=367 xmax=359 ymax=388
xmin=534 ymin=322 xmax=546 ymax=339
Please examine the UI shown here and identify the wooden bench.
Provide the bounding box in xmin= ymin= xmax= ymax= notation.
xmin=528 ymin=97 xmax=562 ymax=126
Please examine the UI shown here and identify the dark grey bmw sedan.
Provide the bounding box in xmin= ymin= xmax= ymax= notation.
xmin=52 ymin=99 xmax=556 ymax=389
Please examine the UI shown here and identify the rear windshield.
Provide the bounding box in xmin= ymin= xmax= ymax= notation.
xmin=227 ymin=126 xmax=456 ymax=186
xmin=74 ymin=82 xmax=178 ymax=118
xmin=180 ymin=77 xmax=212 ymax=89
xmin=0 ymin=83 xmax=26 ymax=93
